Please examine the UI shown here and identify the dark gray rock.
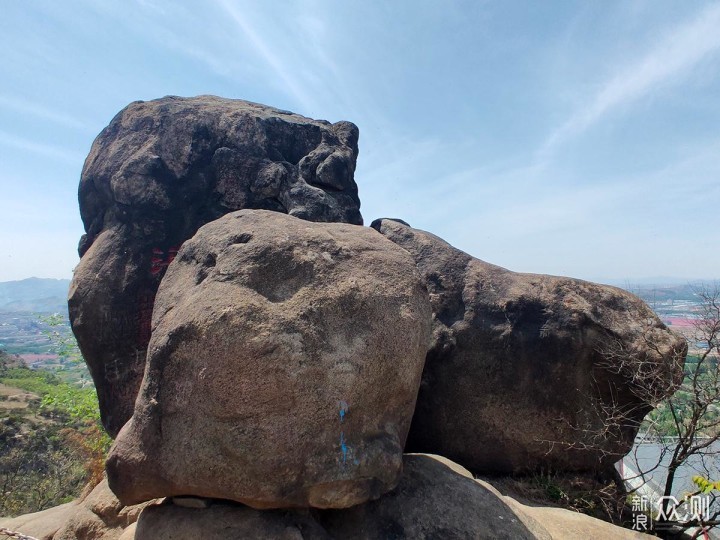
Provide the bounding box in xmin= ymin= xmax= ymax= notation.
xmin=371 ymin=218 xmax=687 ymax=474
xmin=69 ymin=96 xmax=363 ymax=436
xmin=135 ymin=502 xmax=330 ymax=540
xmin=317 ymin=454 xmax=537 ymax=539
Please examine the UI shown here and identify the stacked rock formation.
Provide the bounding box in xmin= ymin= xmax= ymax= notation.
xmin=61 ymin=96 xmax=686 ymax=537
xmin=69 ymin=96 xmax=363 ymax=437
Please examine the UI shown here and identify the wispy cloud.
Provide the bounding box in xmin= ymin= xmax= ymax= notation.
xmin=0 ymin=130 xmax=84 ymax=164
xmin=443 ymin=136 xmax=720 ymax=277
xmin=134 ymin=0 xmax=167 ymax=14
xmin=97 ymin=0 xmax=384 ymax=130
xmin=213 ymin=0 xmax=319 ymax=112
xmin=0 ymin=94 xmax=93 ymax=132
xmin=539 ymin=3 xmax=720 ymax=158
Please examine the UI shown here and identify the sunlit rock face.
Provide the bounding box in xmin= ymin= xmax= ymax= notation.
xmin=106 ymin=210 xmax=431 ymax=509
xmin=69 ymin=96 xmax=363 ymax=436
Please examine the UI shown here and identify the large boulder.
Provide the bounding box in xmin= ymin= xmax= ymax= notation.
xmin=69 ymin=96 xmax=363 ymax=436
xmin=133 ymin=455 xmax=537 ymax=539
xmin=371 ymin=218 xmax=687 ymax=474
xmin=316 ymin=454 xmax=538 ymax=539
xmin=106 ymin=210 xmax=432 ymax=509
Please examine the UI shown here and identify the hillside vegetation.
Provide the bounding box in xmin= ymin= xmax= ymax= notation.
xmin=0 ymin=350 xmax=109 ymax=516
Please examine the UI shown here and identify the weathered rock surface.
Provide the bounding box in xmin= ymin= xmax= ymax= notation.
xmin=0 ymin=479 xmax=150 ymax=540
xmin=0 ymin=502 xmax=74 ymax=540
xmin=135 ymin=503 xmax=329 ymax=540
xmin=476 ymin=478 xmax=648 ymax=540
xmin=106 ymin=210 xmax=432 ymax=509
xmin=133 ymin=454 xmax=537 ymax=539
xmin=69 ymin=96 xmax=363 ymax=436
xmin=52 ymin=478 xmax=151 ymax=540
xmin=371 ymin=218 xmax=687 ymax=474
xmin=316 ymin=454 xmax=537 ymax=539
xmin=501 ymin=502 xmax=647 ymax=540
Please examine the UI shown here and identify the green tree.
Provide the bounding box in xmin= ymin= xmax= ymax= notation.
xmin=622 ymin=284 xmax=720 ymax=538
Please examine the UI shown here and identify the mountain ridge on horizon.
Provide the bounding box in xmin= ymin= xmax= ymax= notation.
xmin=598 ymin=276 xmax=719 ymax=287
xmin=0 ymin=277 xmax=71 ymax=313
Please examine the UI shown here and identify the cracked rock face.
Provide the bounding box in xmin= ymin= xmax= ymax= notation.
xmin=69 ymin=96 xmax=363 ymax=436
xmin=372 ymin=218 xmax=687 ymax=474
xmin=106 ymin=210 xmax=431 ymax=509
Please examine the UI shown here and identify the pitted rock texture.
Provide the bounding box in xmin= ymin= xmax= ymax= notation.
xmin=371 ymin=218 xmax=687 ymax=474
xmin=133 ymin=455 xmax=538 ymax=540
xmin=69 ymin=95 xmax=363 ymax=436
xmin=106 ymin=210 xmax=432 ymax=509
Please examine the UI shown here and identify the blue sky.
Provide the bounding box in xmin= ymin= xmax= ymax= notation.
xmin=1 ymin=1 xmax=718 ymax=283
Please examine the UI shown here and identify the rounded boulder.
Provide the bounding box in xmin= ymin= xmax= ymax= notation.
xmin=106 ymin=210 xmax=432 ymax=509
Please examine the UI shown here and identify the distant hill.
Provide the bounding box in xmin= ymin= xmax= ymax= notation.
xmin=0 ymin=278 xmax=71 ymax=313
xmin=597 ymin=278 xmax=717 ymax=303
xmin=620 ymin=282 xmax=718 ymax=303
xmin=623 ymin=284 xmax=698 ymax=303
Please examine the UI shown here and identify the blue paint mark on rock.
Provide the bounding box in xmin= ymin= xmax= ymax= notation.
xmin=340 ymin=431 xmax=348 ymax=464
xmin=338 ymin=400 xmax=349 ymax=423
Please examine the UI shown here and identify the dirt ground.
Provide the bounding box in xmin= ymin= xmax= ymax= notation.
xmin=0 ymin=382 xmax=38 ymax=410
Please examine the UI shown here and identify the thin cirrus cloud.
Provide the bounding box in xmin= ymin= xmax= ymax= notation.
xmin=538 ymin=2 xmax=720 ymax=159
xmin=0 ymin=94 xmax=93 ymax=132
xmin=206 ymin=0 xmax=377 ymax=127
xmin=213 ymin=0 xmax=321 ymax=113
xmin=0 ymin=130 xmax=84 ymax=165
